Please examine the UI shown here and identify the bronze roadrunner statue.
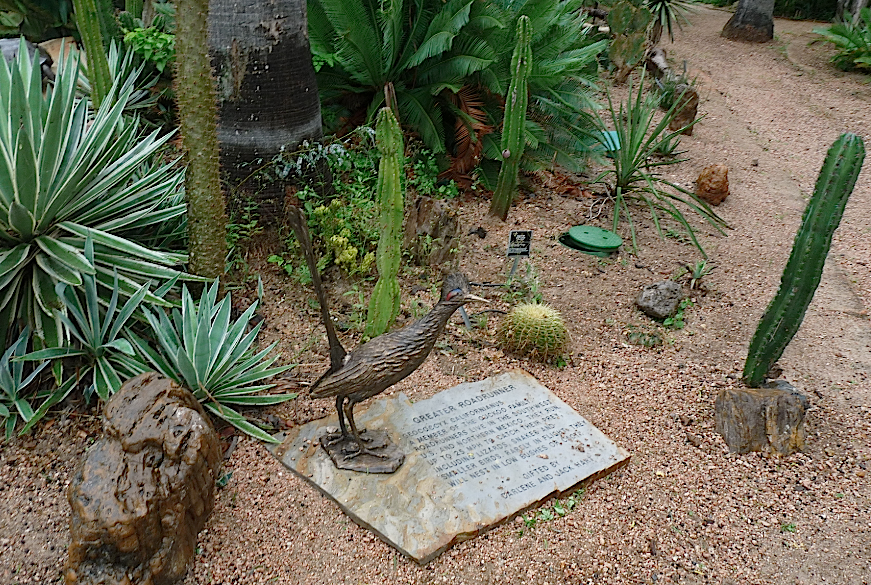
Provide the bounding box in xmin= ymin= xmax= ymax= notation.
xmin=287 ymin=207 xmax=485 ymax=470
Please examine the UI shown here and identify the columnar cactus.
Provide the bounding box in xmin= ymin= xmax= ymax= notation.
xmin=365 ymin=107 xmax=405 ymax=337
xmin=72 ymin=0 xmax=113 ymax=108
xmin=489 ymin=15 xmax=531 ymax=221
xmin=743 ymin=133 xmax=865 ymax=387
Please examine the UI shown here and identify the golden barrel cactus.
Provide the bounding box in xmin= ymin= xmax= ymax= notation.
xmin=497 ymin=303 xmax=569 ymax=362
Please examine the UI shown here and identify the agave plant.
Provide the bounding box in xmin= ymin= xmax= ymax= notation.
xmin=130 ymin=281 xmax=295 ymax=442
xmin=0 ymin=39 xmax=188 ymax=349
xmin=592 ymin=72 xmax=726 ymax=256
xmin=21 ymin=240 xmax=154 ymax=402
xmin=0 ymin=328 xmax=74 ymax=440
xmin=77 ymin=40 xmax=163 ymax=112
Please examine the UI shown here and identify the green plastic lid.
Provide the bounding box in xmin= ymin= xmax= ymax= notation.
xmin=566 ymin=225 xmax=622 ymax=251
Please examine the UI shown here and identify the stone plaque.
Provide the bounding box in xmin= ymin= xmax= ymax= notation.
xmin=269 ymin=370 xmax=629 ymax=563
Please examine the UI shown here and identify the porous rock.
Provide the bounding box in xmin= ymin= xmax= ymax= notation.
xmin=696 ymin=164 xmax=730 ymax=206
xmin=404 ymin=195 xmax=461 ymax=267
xmin=668 ymin=83 xmax=699 ymax=136
xmin=66 ymin=373 xmax=221 ymax=585
xmin=714 ymin=380 xmax=808 ymax=456
xmin=636 ymin=280 xmax=683 ymax=320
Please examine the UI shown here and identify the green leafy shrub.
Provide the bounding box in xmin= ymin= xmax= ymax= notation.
xmin=814 ymin=8 xmax=871 ymax=72
xmin=310 ymin=0 xmax=606 ymax=179
xmin=775 ymin=0 xmax=835 ymax=21
xmin=0 ymin=0 xmax=76 ymax=41
xmin=592 ymin=72 xmax=727 ymax=256
xmin=0 ymin=42 xmax=188 ymax=349
xmin=271 ymin=132 xmax=380 ymax=276
xmin=130 ymin=281 xmax=296 ymax=442
xmin=123 ymin=26 xmax=175 ymax=72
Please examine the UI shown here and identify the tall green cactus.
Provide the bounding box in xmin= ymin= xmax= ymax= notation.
xmin=489 ymin=15 xmax=531 ymax=221
xmin=743 ymin=133 xmax=865 ymax=387
xmin=73 ymin=0 xmax=113 ymax=108
xmin=365 ymin=107 xmax=405 ymax=338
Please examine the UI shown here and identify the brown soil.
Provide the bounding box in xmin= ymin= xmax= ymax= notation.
xmin=2 ymin=7 xmax=870 ymax=585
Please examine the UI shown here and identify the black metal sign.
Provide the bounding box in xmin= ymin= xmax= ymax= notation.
xmin=507 ymin=230 xmax=532 ymax=257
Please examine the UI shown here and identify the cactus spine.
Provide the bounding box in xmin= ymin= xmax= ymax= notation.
xmin=489 ymin=15 xmax=531 ymax=221
xmin=72 ymin=0 xmax=113 ymax=108
xmin=365 ymin=107 xmax=405 ymax=337
xmin=743 ymin=133 xmax=865 ymax=387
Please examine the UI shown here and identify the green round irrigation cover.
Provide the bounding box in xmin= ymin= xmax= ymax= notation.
xmin=567 ymin=225 xmax=622 ymax=251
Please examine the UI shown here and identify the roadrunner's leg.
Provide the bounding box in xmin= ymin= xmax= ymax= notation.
xmin=322 ymin=395 xmax=351 ymax=446
xmin=343 ymin=400 xmax=386 ymax=459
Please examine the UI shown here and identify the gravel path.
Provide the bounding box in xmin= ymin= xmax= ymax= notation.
xmin=1 ymin=7 xmax=869 ymax=585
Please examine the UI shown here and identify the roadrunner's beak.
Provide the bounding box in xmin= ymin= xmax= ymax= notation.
xmin=466 ymin=294 xmax=489 ymax=303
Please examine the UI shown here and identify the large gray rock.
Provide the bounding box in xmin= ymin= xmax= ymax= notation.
xmin=636 ymin=280 xmax=683 ymax=319
xmin=66 ymin=373 xmax=221 ymax=585
xmin=714 ymin=381 xmax=808 ymax=456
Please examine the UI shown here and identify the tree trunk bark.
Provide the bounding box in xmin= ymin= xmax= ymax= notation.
xmin=208 ymin=0 xmax=323 ymax=214
xmin=176 ymin=0 xmax=228 ymax=280
xmin=721 ymin=0 xmax=775 ymax=43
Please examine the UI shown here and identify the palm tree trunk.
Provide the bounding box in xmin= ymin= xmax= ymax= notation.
xmin=208 ymin=0 xmax=324 ymax=214
xmin=176 ymin=0 xmax=228 ymax=280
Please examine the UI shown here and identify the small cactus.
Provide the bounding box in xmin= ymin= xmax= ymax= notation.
xmin=743 ymin=133 xmax=865 ymax=387
xmin=497 ymin=303 xmax=569 ymax=362
xmin=489 ymin=15 xmax=532 ymax=221
xmin=365 ymin=107 xmax=405 ymax=337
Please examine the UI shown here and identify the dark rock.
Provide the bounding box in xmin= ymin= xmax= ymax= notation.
xmin=404 ymin=196 xmax=461 ymax=267
xmin=66 ymin=373 xmax=221 ymax=585
xmin=695 ymin=164 xmax=730 ymax=206
xmin=668 ymin=83 xmax=699 ymax=136
xmin=714 ymin=381 xmax=808 ymax=456
xmin=636 ymin=280 xmax=683 ymax=319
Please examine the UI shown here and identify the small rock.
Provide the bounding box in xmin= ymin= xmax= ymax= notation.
xmin=686 ymin=432 xmax=702 ymax=448
xmin=636 ymin=280 xmax=683 ymax=320
xmin=668 ymin=84 xmax=699 ymax=136
xmin=695 ymin=164 xmax=729 ymax=206
xmin=714 ymin=381 xmax=808 ymax=455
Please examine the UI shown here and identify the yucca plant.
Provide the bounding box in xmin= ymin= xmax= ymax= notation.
xmin=645 ymin=0 xmax=693 ymax=45
xmin=0 ymin=328 xmax=74 ymax=440
xmin=130 ymin=281 xmax=296 ymax=442
xmin=592 ymin=72 xmax=726 ymax=256
xmin=0 ymin=39 xmax=188 ymax=349
xmin=20 ymin=240 xmax=155 ymax=402
xmin=814 ymin=8 xmax=871 ymax=72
